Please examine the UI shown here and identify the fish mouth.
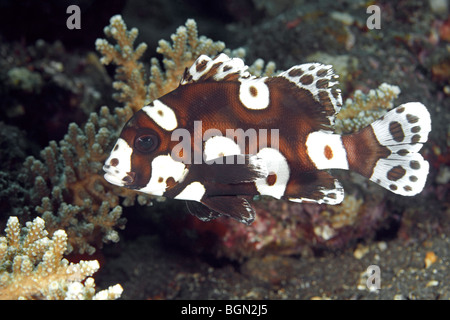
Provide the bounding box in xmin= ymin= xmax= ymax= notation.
xmin=121 ymin=171 xmax=136 ymax=186
xmin=103 ymin=165 xmax=136 ymax=187
xmin=103 ymin=171 xmax=125 ymax=187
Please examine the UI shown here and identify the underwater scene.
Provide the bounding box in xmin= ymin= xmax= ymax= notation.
xmin=0 ymin=0 xmax=448 ymax=301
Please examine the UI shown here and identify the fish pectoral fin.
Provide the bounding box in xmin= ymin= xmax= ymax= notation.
xmin=201 ymin=196 xmax=256 ymax=225
xmin=185 ymin=200 xmax=222 ymax=222
xmin=204 ymin=154 xmax=268 ymax=184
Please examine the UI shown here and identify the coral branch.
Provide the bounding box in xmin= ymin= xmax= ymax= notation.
xmin=96 ymin=15 xmax=226 ymax=107
xmin=335 ymin=83 xmax=401 ymax=134
xmin=96 ymin=15 xmax=148 ymax=112
xmin=20 ymin=105 xmax=142 ymax=255
xmin=0 ymin=216 xmax=122 ymax=300
xmin=150 ymin=19 xmax=226 ymax=99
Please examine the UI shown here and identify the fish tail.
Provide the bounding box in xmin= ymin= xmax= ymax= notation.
xmin=342 ymin=102 xmax=431 ymax=195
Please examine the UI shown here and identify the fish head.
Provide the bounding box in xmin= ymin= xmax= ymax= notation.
xmin=103 ymin=104 xmax=187 ymax=196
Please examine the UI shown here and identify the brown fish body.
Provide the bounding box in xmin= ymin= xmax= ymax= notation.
xmin=103 ymin=54 xmax=431 ymax=224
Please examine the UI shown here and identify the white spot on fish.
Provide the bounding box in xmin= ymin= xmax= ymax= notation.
xmin=239 ymin=78 xmax=270 ymax=110
xmin=142 ymin=100 xmax=178 ymax=131
xmin=305 ymin=132 xmax=348 ymax=170
xmin=139 ymin=154 xmax=187 ymax=196
xmin=174 ymin=181 xmax=206 ymax=201
xmin=254 ymin=147 xmax=289 ymax=199
xmin=103 ymin=138 xmax=133 ymax=186
xmin=203 ymin=136 xmax=241 ymax=162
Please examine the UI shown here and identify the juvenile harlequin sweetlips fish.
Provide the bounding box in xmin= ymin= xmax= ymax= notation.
xmin=103 ymin=53 xmax=431 ymax=225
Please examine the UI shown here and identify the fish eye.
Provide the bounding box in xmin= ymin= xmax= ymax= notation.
xmin=134 ymin=134 xmax=159 ymax=153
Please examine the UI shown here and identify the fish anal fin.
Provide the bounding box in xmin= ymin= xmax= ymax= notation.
xmin=185 ymin=200 xmax=222 ymax=222
xmin=285 ymin=171 xmax=344 ymax=205
xmin=201 ymin=196 xmax=256 ymax=225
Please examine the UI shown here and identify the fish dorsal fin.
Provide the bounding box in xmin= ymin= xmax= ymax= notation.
xmin=182 ymin=55 xmax=343 ymax=130
xmin=277 ymin=63 xmax=343 ymax=129
xmin=180 ymin=53 xmax=253 ymax=85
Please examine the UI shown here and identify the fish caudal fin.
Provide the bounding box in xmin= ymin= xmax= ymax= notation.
xmin=342 ymin=102 xmax=431 ymax=196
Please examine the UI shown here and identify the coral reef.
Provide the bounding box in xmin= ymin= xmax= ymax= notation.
xmin=305 ymin=52 xmax=359 ymax=90
xmin=1 ymin=4 xmax=447 ymax=300
xmin=96 ymin=15 xmax=276 ymax=105
xmin=91 ymin=16 xmax=419 ymax=262
xmin=7 ymin=67 xmax=43 ymax=94
xmin=16 ymin=106 xmax=136 ymax=255
xmin=0 ymin=216 xmax=122 ymax=299
xmin=150 ymin=18 xmax=226 ymax=99
xmin=335 ymin=83 xmax=401 ymax=134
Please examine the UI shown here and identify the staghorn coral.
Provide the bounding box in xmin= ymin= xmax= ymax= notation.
xmin=335 ymin=83 xmax=401 ymax=134
xmin=17 ymin=106 xmax=141 ymax=255
xmin=96 ymin=15 xmax=226 ymax=110
xmin=0 ymin=216 xmax=122 ymax=300
xmin=222 ymin=47 xmax=277 ymax=77
xmin=150 ymin=18 xmax=226 ymax=99
xmin=246 ymin=57 xmax=277 ymax=77
xmin=95 ymin=15 xmax=148 ymax=112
